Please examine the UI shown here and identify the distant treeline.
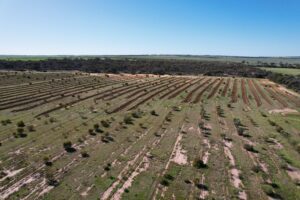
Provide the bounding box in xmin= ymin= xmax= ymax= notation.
xmin=0 ymin=58 xmax=299 ymax=92
xmin=0 ymin=58 xmax=267 ymax=76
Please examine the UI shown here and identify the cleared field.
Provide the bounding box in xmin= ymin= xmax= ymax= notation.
xmin=0 ymin=72 xmax=300 ymax=200
xmin=259 ymin=67 xmax=300 ymax=75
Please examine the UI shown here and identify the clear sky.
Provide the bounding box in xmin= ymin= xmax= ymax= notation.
xmin=0 ymin=0 xmax=299 ymax=56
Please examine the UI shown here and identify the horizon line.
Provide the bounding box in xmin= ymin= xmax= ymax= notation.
xmin=0 ymin=54 xmax=300 ymax=59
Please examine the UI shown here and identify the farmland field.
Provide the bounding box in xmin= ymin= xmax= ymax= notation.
xmin=259 ymin=67 xmax=300 ymax=75
xmin=0 ymin=71 xmax=300 ymax=200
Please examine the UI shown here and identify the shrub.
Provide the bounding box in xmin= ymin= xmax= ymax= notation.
xmin=124 ymin=116 xmax=133 ymax=124
xmin=132 ymin=110 xmax=143 ymax=118
xmin=27 ymin=125 xmax=35 ymax=132
xmin=268 ymin=120 xmax=276 ymax=126
xmin=160 ymin=179 xmax=169 ymax=186
xmin=244 ymin=144 xmax=259 ymax=153
xmin=94 ymin=123 xmax=99 ymax=129
xmin=88 ymin=129 xmax=96 ymax=136
xmin=262 ymin=185 xmax=282 ymax=200
xmin=139 ymin=123 xmax=147 ymax=129
xmin=101 ymin=120 xmax=110 ymax=128
xmin=104 ymin=163 xmax=111 ymax=171
xmin=154 ymin=132 xmax=161 ymax=137
xmin=150 ymin=110 xmax=158 ymax=116
xmin=193 ymin=159 xmax=208 ymax=169
xmin=172 ymin=106 xmax=181 ymax=111
xmin=1 ymin=119 xmax=11 ymax=126
xmin=216 ymin=106 xmax=225 ymax=117
xmin=196 ymin=183 xmax=209 ymax=190
xmin=233 ymin=118 xmax=242 ymax=127
xmin=17 ymin=127 xmax=24 ymax=134
xmin=17 ymin=121 xmax=25 ymax=127
xmin=16 ymin=127 xmax=27 ymax=137
xmin=251 ymin=165 xmax=262 ymax=173
xmin=47 ymin=178 xmax=59 ymax=187
xmin=43 ymin=156 xmax=53 ymax=166
xmin=49 ymin=117 xmax=56 ymax=123
xmin=101 ymin=135 xmax=114 ymax=143
xmin=260 ymin=112 xmax=267 ymax=117
xmin=63 ymin=141 xmax=76 ymax=153
xmin=81 ymin=151 xmax=89 ymax=158
xmin=164 ymin=174 xmax=174 ymax=181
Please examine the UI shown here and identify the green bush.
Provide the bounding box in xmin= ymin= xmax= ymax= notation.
xmin=193 ymin=159 xmax=208 ymax=169
xmin=101 ymin=120 xmax=110 ymax=128
xmin=17 ymin=120 xmax=25 ymax=127
xmin=124 ymin=116 xmax=133 ymax=124
xmin=244 ymin=144 xmax=259 ymax=153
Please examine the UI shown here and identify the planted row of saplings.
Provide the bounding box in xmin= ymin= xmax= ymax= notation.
xmin=0 ymin=79 xmax=71 ymax=98
xmin=0 ymin=78 xmax=114 ymax=106
xmin=100 ymin=78 xmax=161 ymax=101
xmin=233 ymin=118 xmax=262 ymax=157
xmin=4 ymin=78 xmax=124 ymax=112
xmin=252 ymin=80 xmax=273 ymax=105
xmin=127 ymin=79 xmax=184 ymax=98
xmin=125 ymin=78 xmax=176 ymax=99
xmin=193 ymin=78 xmax=219 ymax=103
xmin=0 ymin=76 xmax=66 ymax=93
xmin=164 ymin=78 xmax=201 ymax=99
xmin=207 ymin=78 xmax=223 ymax=99
xmin=157 ymin=78 xmax=190 ymax=99
xmin=0 ymin=75 xmax=89 ymax=96
xmin=183 ymin=78 xmax=209 ymax=103
xmin=11 ymin=76 xmax=139 ymax=112
xmin=267 ymin=119 xmax=300 ymax=154
xmin=247 ymin=79 xmax=262 ymax=107
xmin=46 ymin=111 xmax=149 ymax=189
xmin=93 ymin=77 xmax=163 ymax=102
xmin=222 ymin=78 xmax=231 ymax=97
xmin=0 ymin=78 xmax=109 ymax=108
xmin=13 ymin=116 xmax=117 ymax=192
xmin=108 ymin=78 xmax=188 ymax=113
xmin=13 ymin=119 xmax=113 ymax=193
xmin=0 ymin=74 xmax=130 ymax=99
xmin=155 ymin=78 xmax=191 ymax=99
xmin=0 ymin=76 xmax=97 ymax=102
xmin=272 ymin=86 xmax=300 ymax=107
xmin=264 ymin=86 xmax=288 ymax=107
xmin=127 ymin=78 xmax=190 ymax=111
xmin=241 ymin=79 xmax=250 ymax=106
xmin=104 ymin=77 xmax=176 ymax=101
xmin=231 ymin=79 xmax=238 ymax=103
xmin=34 ymin=77 xmax=148 ymax=117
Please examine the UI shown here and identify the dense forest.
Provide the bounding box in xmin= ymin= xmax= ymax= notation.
xmin=0 ymin=58 xmax=299 ymax=92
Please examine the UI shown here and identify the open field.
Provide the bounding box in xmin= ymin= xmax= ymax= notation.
xmin=259 ymin=67 xmax=300 ymax=75
xmin=0 ymin=71 xmax=300 ymax=200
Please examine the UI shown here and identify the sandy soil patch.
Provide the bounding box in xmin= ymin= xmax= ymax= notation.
xmin=268 ymin=108 xmax=298 ymax=115
xmin=80 ymin=184 xmax=94 ymax=197
xmin=286 ymin=165 xmax=300 ymax=181
xmin=199 ymin=174 xmax=209 ymax=199
xmin=223 ymin=140 xmax=247 ymax=200
xmin=171 ymin=134 xmax=188 ymax=165
xmin=0 ymin=168 xmax=25 ymax=182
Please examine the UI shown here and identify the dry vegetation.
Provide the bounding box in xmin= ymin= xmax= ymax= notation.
xmin=0 ymin=71 xmax=299 ymax=200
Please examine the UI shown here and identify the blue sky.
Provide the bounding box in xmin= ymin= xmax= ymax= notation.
xmin=0 ymin=0 xmax=299 ymax=56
